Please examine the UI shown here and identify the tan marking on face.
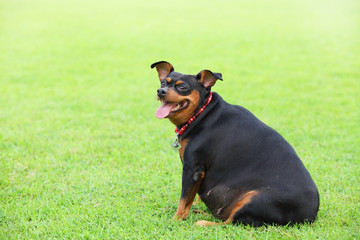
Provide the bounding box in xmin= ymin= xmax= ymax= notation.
xmin=168 ymin=90 xmax=200 ymax=126
xmin=178 ymin=138 xmax=189 ymax=164
xmin=174 ymin=171 xmax=205 ymax=220
xmin=176 ymin=80 xmax=183 ymax=85
xmin=161 ymin=88 xmax=177 ymax=100
xmin=166 ymin=77 xmax=172 ymax=82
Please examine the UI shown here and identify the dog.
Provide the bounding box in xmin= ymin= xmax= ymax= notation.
xmin=152 ymin=61 xmax=319 ymax=227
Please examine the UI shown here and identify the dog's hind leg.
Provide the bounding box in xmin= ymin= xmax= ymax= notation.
xmin=195 ymin=190 xmax=259 ymax=227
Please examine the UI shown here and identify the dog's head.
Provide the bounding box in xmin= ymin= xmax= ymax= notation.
xmin=151 ymin=61 xmax=222 ymax=126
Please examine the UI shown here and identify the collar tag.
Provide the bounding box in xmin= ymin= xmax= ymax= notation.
xmin=171 ymin=138 xmax=182 ymax=151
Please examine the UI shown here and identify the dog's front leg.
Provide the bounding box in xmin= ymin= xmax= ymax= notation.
xmin=174 ymin=167 xmax=204 ymax=220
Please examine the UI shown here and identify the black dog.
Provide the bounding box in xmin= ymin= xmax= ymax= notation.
xmin=152 ymin=61 xmax=319 ymax=226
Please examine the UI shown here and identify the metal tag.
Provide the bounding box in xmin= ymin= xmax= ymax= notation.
xmin=171 ymin=138 xmax=182 ymax=151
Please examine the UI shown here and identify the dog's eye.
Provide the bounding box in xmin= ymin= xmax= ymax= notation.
xmin=177 ymin=85 xmax=187 ymax=91
xmin=161 ymin=81 xmax=166 ymax=87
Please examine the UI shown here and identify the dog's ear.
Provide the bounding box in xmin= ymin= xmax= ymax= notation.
xmin=196 ymin=70 xmax=223 ymax=88
xmin=150 ymin=61 xmax=174 ymax=81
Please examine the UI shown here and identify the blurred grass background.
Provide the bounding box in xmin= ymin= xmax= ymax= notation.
xmin=0 ymin=0 xmax=359 ymax=239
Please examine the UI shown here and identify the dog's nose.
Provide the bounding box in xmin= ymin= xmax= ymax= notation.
xmin=157 ymin=88 xmax=168 ymax=98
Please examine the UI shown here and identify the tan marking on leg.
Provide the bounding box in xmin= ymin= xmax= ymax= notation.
xmin=174 ymin=172 xmax=205 ymax=220
xmin=224 ymin=190 xmax=259 ymax=223
xmin=174 ymin=199 xmax=188 ymax=220
xmin=195 ymin=190 xmax=259 ymax=227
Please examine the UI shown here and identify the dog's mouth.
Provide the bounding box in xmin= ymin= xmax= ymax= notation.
xmin=155 ymin=100 xmax=189 ymax=119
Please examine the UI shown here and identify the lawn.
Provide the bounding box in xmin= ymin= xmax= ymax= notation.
xmin=0 ymin=0 xmax=359 ymax=239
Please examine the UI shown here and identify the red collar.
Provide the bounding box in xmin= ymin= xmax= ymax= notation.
xmin=175 ymin=92 xmax=213 ymax=136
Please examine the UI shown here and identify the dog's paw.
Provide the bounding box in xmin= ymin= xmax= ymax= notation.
xmin=173 ymin=212 xmax=188 ymax=220
xmin=195 ymin=220 xmax=218 ymax=227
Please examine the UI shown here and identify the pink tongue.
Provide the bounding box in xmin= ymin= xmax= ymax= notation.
xmin=155 ymin=102 xmax=176 ymax=119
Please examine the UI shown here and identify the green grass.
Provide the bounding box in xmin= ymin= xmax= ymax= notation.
xmin=1 ymin=0 xmax=359 ymax=239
